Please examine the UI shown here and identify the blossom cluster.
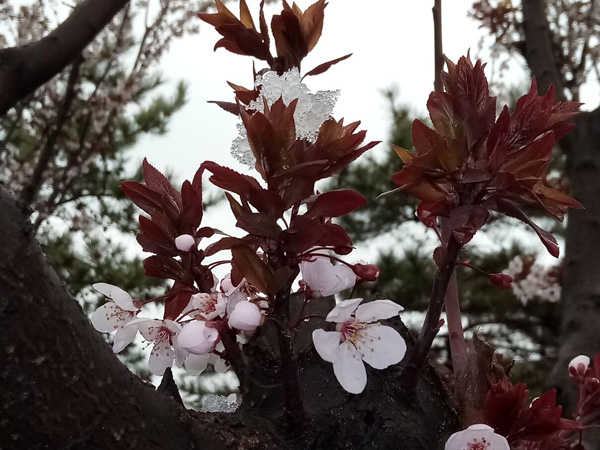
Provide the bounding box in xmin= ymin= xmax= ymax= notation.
xmin=92 ymin=251 xmax=403 ymax=394
xmin=503 ymin=255 xmax=561 ymax=305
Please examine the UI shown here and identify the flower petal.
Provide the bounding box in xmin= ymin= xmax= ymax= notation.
xmin=445 ymin=424 xmax=509 ymax=450
xmin=185 ymin=353 xmax=210 ymax=376
xmin=312 ymin=329 xmax=342 ymax=363
xmin=333 ymin=342 xmax=367 ymax=394
xmin=359 ymin=325 xmax=406 ymax=370
xmin=355 ymin=299 xmax=403 ymax=323
xmin=112 ymin=323 xmax=138 ymax=353
xmin=128 ymin=318 xmax=162 ymax=341
xmin=210 ymin=354 xmax=230 ymax=373
xmin=148 ymin=340 xmax=175 ymax=376
xmin=93 ymin=282 xmax=136 ymax=311
xmin=301 ymin=257 xmax=356 ymax=297
xmin=326 ymin=298 xmax=363 ymax=323
xmin=91 ymin=303 xmax=122 ymax=332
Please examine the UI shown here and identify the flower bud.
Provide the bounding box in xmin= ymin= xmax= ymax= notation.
xmin=175 ymin=234 xmax=196 ymax=252
xmin=569 ymin=355 xmax=591 ymax=378
xmin=178 ymin=321 xmax=219 ymax=355
xmin=489 ymin=273 xmax=513 ymax=290
xmin=351 ymin=263 xmax=380 ymax=282
xmin=229 ymin=301 xmax=262 ymax=331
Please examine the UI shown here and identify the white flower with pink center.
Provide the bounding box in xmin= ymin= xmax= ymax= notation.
xmin=444 ymin=424 xmax=509 ymax=450
xmin=312 ymin=298 xmax=406 ymax=394
xmin=126 ymin=318 xmax=181 ymax=376
xmin=191 ymin=292 xmax=226 ymax=321
xmin=91 ymin=283 xmax=141 ymax=353
xmin=300 ymin=256 xmax=357 ymax=298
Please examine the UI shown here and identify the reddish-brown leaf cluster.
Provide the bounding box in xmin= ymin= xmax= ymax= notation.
xmin=389 ymin=55 xmax=582 ymax=256
xmin=484 ymin=377 xmax=582 ymax=449
xmin=203 ymin=151 xmax=369 ymax=292
xmin=121 ymin=159 xmax=215 ymax=319
xmin=199 ymin=0 xmax=348 ymax=75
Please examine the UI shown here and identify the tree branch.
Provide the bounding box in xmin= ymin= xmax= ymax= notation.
xmin=0 ymin=0 xmax=130 ymax=117
xmin=521 ymin=0 xmax=566 ymax=98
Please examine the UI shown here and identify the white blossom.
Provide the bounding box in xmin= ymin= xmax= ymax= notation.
xmin=503 ymin=255 xmax=561 ymax=305
xmin=444 ymin=424 xmax=509 ymax=450
xmin=126 ymin=318 xmax=181 ymax=376
xmin=301 ymin=256 xmax=356 ymax=297
xmin=90 ymin=283 xmax=141 ymax=353
xmin=312 ymin=298 xmax=406 ymax=394
xmin=190 ymin=292 xmax=226 ymax=320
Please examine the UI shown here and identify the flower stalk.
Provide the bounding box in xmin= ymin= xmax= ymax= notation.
xmin=401 ymin=236 xmax=462 ymax=388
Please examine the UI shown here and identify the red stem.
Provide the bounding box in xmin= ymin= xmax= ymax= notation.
xmin=441 ymin=220 xmax=468 ymax=376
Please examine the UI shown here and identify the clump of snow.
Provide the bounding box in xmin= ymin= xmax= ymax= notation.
xmin=231 ymin=67 xmax=339 ymax=167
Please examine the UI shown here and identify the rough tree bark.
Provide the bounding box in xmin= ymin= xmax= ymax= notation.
xmin=521 ymin=0 xmax=600 ymax=415
xmin=0 ymin=0 xmax=130 ymax=116
xmin=0 ymin=186 xmax=457 ymax=449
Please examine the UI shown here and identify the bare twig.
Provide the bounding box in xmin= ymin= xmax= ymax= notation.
xmin=21 ymin=54 xmax=83 ymax=205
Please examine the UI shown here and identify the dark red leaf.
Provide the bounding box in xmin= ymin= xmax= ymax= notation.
xmin=305 ymin=189 xmax=367 ymax=219
xmin=208 ymin=100 xmax=240 ymax=115
xmin=303 ymin=53 xmax=352 ymax=78
xmin=280 ymin=216 xmax=326 ymax=253
xmin=137 ymin=216 xmax=178 ymax=257
xmin=231 ymin=245 xmax=272 ymax=294
xmin=144 ymin=255 xmax=188 ymax=282
xmin=492 ymin=198 xmax=559 ymax=257
xmin=236 ymin=213 xmax=282 ymax=239
xmin=121 ymin=181 xmax=161 ymax=215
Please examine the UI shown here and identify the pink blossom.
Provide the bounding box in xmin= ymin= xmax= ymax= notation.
xmin=444 ymin=424 xmax=509 ymax=450
xmin=312 ymin=298 xmax=406 ymax=394
xmin=91 ymin=283 xmax=141 ymax=353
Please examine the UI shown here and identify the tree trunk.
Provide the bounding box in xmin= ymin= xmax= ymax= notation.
xmin=551 ymin=107 xmax=600 ymax=410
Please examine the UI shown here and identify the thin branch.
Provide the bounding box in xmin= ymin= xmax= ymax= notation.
xmin=432 ymin=0 xmax=444 ymax=92
xmin=21 ymin=54 xmax=83 ymax=205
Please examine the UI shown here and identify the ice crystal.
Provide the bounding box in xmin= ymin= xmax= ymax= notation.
xmin=200 ymin=393 xmax=240 ymax=413
xmin=231 ymin=67 xmax=339 ymax=167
